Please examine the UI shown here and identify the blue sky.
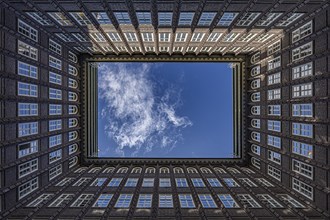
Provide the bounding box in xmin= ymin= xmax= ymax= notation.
xmin=97 ymin=62 xmax=233 ymax=158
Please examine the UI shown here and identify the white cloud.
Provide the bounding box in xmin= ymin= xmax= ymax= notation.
xmin=98 ymin=63 xmax=192 ymax=157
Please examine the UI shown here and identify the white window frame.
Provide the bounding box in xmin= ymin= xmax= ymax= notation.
xmin=292 ymin=177 xmax=313 ymax=199
xmin=18 ymin=41 xmax=38 ymax=60
xmin=292 ymin=21 xmax=312 ymax=43
xmin=292 ymin=42 xmax=313 ymax=62
xmin=292 ymin=62 xmax=313 ymax=79
xmin=18 ymin=20 xmax=38 ymax=41
xmin=292 ymin=141 xmax=313 ymax=159
xmin=267 ymin=165 xmax=281 ymax=181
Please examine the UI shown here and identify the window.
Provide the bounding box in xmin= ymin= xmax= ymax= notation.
xmin=68 ymin=52 xmax=78 ymax=63
xmin=18 ymin=122 xmax=38 ymax=137
xmin=292 ymin=141 xmax=313 ymax=158
xmin=49 ymin=72 xmax=62 ymax=85
xmin=115 ymin=194 xmax=133 ymax=208
xmin=267 ymin=135 xmax=281 ymax=148
xmin=49 ymin=88 xmax=62 ymax=100
xmin=69 ymin=144 xmax=78 ymax=155
xmin=267 ymin=120 xmax=281 ymax=132
xmin=90 ymin=178 xmax=107 ymax=186
xmin=292 ymin=21 xmax=312 ymax=43
xmin=145 ymin=167 xmax=155 ymax=173
xmin=49 ymin=104 xmax=62 ymax=116
xmin=238 ymin=33 xmax=257 ymax=42
xmin=159 ymin=32 xmax=170 ymax=42
xmin=292 ymin=62 xmax=313 ymax=79
xmin=18 ymin=103 xmax=38 ymax=116
xmin=292 ymin=178 xmax=313 ymax=199
xmin=239 ymin=178 xmax=257 ymax=187
xmin=178 ymin=12 xmax=194 ymax=25
xmin=49 ymin=164 xmax=62 ymax=180
xmin=251 ymin=53 xmax=260 ymax=64
xmin=292 ymin=42 xmax=313 ymax=61
xmin=186 ymin=46 xmax=197 ymax=52
xmin=242 ymin=168 xmax=255 ymax=174
xmin=251 ymin=132 xmax=260 ymax=142
xmin=69 ymin=156 xmax=78 ymax=168
xmin=69 ymin=131 xmax=78 ymax=141
xmin=251 ymin=66 xmax=261 ymax=78
xmin=48 ymin=12 xmax=72 ymax=26
xmin=49 ymin=149 xmax=62 ymax=164
xmin=137 ymin=194 xmax=152 ymax=208
xmin=218 ymin=12 xmax=238 ymax=26
xmin=255 ymin=178 xmax=274 ymax=187
xmin=93 ymin=194 xmax=113 ymax=207
xmin=200 ymin=167 xmax=212 ymax=173
xmin=292 ymin=103 xmax=313 ymax=117
xmin=56 ymin=178 xmax=73 ymax=186
xmin=26 ymin=11 xmax=53 ymax=25
xmin=251 ymin=157 xmax=261 ymax=169
xmin=267 ymin=40 xmax=281 ymax=55
xmin=18 ymin=140 xmax=38 ymax=158
xmin=198 ymin=12 xmax=216 ymax=26
xmin=17 ymin=61 xmax=38 ymax=79
xmin=268 ymin=105 xmax=281 ymax=116
xmin=207 ymin=178 xmax=222 ymax=187
xmin=192 ymin=178 xmax=205 ymax=187
xmin=251 ymin=144 xmax=260 ymax=155
xmin=70 ymin=12 xmax=91 ymax=25
xmin=250 ymin=79 xmax=260 ymax=89
xmin=268 ymin=72 xmax=281 ymax=85
xmin=49 ymin=194 xmax=74 ymax=207
xmin=159 ymin=194 xmax=173 ymax=208
xmin=257 ymin=194 xmax=283 ymax=208
xmin=69 ymin=78 xmax=78 ymax=88
xmin=214 ymin=167 xmax=226 ymax=174
xmin=278 ymin=194 xmax=305 ymax=208
xmin=268 ymin=56 xmax=281 ymax=70
xmin=268 ymin=89 xmax=281 ymax=100
xmin=107 ymin=32 xmax=121 ymax=42
xmin=92 ymin=12 xmax=111 ymax=24
xmin=18 ymin=158 xmax=38 ymax=178
xmin=292 ymin=123 xmax=313 ymax=138
xmin=136 ymin=12 xmax=151 ymax=24
xmin=251 ymin=92 xmax=260 ymax=102
xmin=68 ymin=92 xmax=78 ymax=101
xmin=223 ymin=178 xmax=239 ymax=187
xmin=49 ymin=56 xmax=62 ymax=70
xmin=18 ymin=177 xmax=38 ymax=200
xmin=158 ymin=12 xmax=172 ymax=26
xmin=237 ymin=194 xmax=261 ymax=208
xmin=268 ymin=150 xmax=281 ymax=165
xmin=142 ymin=178 xmax=154 ymax=187
xmin=292 ymin=83 xmax=312 ymax=98
xmin=18 ymin=41 xmax=38 ymax=60
xmin=141 ymin=32 xmax=153 ymax=42
xmin=18 ymin=20 xmax=38 ymax=41
xmin=191 ymin=32 xmax=205 ymax=42
xmin=268 ymin=165 xmax=281 ymax=181
xmin=198 ymin=194 xmax=217 ymax=208
xmin=73 ymin=177 xmax=91 ymax=186
xmin=49 ymin=39 xmax=61 ymax=55
xmin=187 ymin=167 xmax=198 ymax=173
xmin=236 ymin=12 xmax=260 ymax=26
xmin=292 ymin=159 xmax=313 ymax=179
xmin=69 ymin=65 xmax=78 ymax=76
xmin=251 ymin=106 xmax=260 ymax=115
xmin=114 ymin=12 xmax=131 ymax=24
xmin=49 ymin=134 xmax=62 ymax=147
xmin=69 ymin=105 xmax=78 ymax=114
xmin=222 ymin=32 xmax=240 ymax=42
xmin=207 ymin=32 xmax=222 ymax=42
xmin=276 ymin=13 xmax=304 ymax=27
xmin=117 ymin=167 xmax=128 ymax=173
xmin=18 ymin=82 xmax=38 ymax=97
xmin=257 ymin=13 xmax=282 ymax=26
xmin=108 ymin=178 xmax=122 ymax=187
xmin=71 ymin=194 xmax=93 ymax=207
xmin=89 ymin=32 xmax=106 ymax=42
xmin=125 ymin=178 xmax=138 ymax=187
xmin=72 ymin=33 xmax=88 ymax=42
xmin=27 ymin=193 xmax=53 ymax=207
xmin=251 ymin=119 xmax=260 ymax=128
xmin=179 ymin=194 xmax=195 ymax=208
xmin=228 ymin=168 xmax=240 ymax=174
xmin=218 ymin=194 xmax=239 ymax=208
xmin=68 ymin=118 xmax=78 ymax=128
xmin=175 ymin=32 xmax=188 ymax=42
xmin=159 ymin=178 xmax=171 ymax=187
xmin=176 ymin=178 xmax=188 ymax=187
xmin=55 ymin=33 xmax=73 ymax=42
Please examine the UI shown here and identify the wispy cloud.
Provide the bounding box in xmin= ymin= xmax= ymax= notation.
xmin=98 ymin=63 xmax=192 ymax=157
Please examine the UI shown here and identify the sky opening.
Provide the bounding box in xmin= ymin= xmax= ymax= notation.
xmin=97 ymin=62 xmax=233 ymax=158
